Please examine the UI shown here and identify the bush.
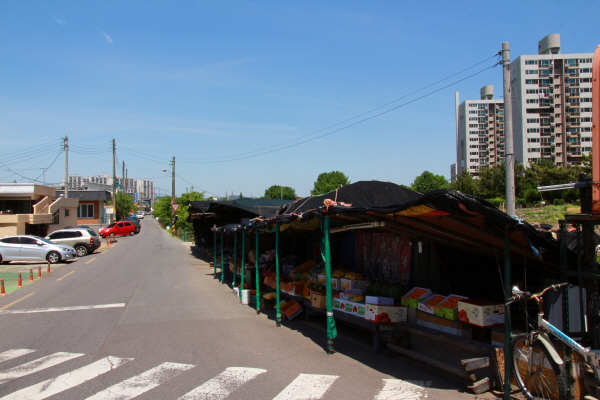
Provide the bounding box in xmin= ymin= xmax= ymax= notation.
xmin=487 ymin=198 xmax=505 ymax=208
xmin=553 ymin=198 xmax=564 ymax=206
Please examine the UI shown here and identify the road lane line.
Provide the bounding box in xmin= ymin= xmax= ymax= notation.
xmin=0 ymin=352 xmax=84 ymax=385
xmin=0 ymin=349 xmax=36 ymax=363
xmin=374 ymin=379 xmax=432 ymax=400
xmin=178 ymin=367 xmax=267 ymax=400
xmin=272 ymin=373 xmax=338 ymax=400
xmin=0 ymin=356 xmax=134 ymax=400
xmin=57 ymin=271 xmax=74 ymax=281
xmin=0 ymin=303 xmax=126 ymax=314
xmin=85 ymin=258 xmax=96 ymax=264
xmin=85 ymin=362 xmax=195 ymax=400
xmin=0 ymin=292 xmax=36 ymax=311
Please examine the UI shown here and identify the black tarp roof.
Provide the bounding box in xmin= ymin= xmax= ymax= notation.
xmin=188 ymin=198 xmax=290 ymax=221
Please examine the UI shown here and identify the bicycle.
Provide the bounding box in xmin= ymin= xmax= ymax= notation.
xmin=507 ymin=283 xmax=600 ymax=400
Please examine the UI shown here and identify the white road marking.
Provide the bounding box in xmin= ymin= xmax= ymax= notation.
xmin=85 ymin=362 xmax=195 ymax=400
xmin=178 ymin=367 xmax=266 ymax=400
xmin=0 ymin=356 xmax=133 ymax=400
xmin=0 ymin=303 xmax=125 ymax=314
xmin=272 ymin=373 xmax=338 ymax=400
xmin=0 ymin=349 xmax=36 ymax=363
xmin=0 ymin=352 xmax=84 ymax=385
xmin=374 ymin=379 xmax=432 ymax=400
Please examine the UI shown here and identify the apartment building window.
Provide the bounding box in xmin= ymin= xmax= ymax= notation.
xmin=566 ymin=59 xmax=578 ymax=67
xmin=527 ymin=118 xmax=540 ymax=123
xmin=581 ymin=97 xmax=591 ymax=103
xmin=526 ymin=99 xmax=539 ymax=104
xmin=469 ymin=117 xmax=478 ymax=121
xmin=526 ymin=89 xmax=538 ymax=94
xmin=580 ymin=68 xmax=591 ymax=73
xmin=581 ymin=78 xmax=591 ymax=83
xmin=470 ymin=145 xmax=479 ymax=148
xmin=566 ymin=78 xmax=578 ymax=85
xmin=528 ymin=138 xmax=541 ymax=143
xmin=469 ymin=110 xmax=477 ymax=114
xmin=528 ymin=148 xmax=541 ymax=153
xmin=78 ymin=204 xmax=94 ymax=218
xmin=526 ymin=79 xmax=537 ymax=84
xmin=526 ymin=70 xmax=538 ymax=74
xmin=525 ymin=60 xmax=537 ymax=65
xmin=527 ymin=128 xmax=540 ymax=133
xmin=582 ymin=137 xmax=592 ymax=142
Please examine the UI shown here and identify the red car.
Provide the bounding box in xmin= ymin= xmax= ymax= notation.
xmin=99 ymin=221 xmax=137 ymax=238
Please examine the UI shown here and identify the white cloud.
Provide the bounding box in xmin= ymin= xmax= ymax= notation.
xmin=102 ymin=31 xmax=113 ymax=44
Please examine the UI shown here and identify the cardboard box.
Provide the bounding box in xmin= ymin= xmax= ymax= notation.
xmin=302 ymin=286 xmax=311 ymax=299
xmin=416 ymin=310 xmax=472 ymax=338
xmin=401 ymin=287 xmax=432 ymax=308
xmin=341 ymin=278 xmax=367 ymax=292
xmin=317 ymin=274 xmax=326 ymax=286
xmin=263 ymin=275 xmax=274 ymax=286
xmin=331 ymin=278 xmax=342 ymax=290
xmin=417 ymin=294 xmax=447 ymax=314
xmin=365 ymin=305 xmax=407 ymax=323
xmin=365 ymin=296 xmax=394 ymax=306
xmin=458 ymin=299 xmax=505 ymax=327
xmin=437 ymin=294 xmax=468 ymax=320
xmin=333 ymin=298 xmax=350 ymax=314
xmin=345 ymin=301 xmax=367 ymax=317
xmin=339 ymin=289 xmax=362 ymax=300
xmin=280 ymin=300 xmax=303 ymax=320
xmin=311 ymin=291 xmax=326 ymax=309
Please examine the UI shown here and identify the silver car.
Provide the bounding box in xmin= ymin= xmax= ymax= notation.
xmin=46 ymin=228 xmax=101 ymax=257
xmin=0 ymin=235 xmax=77 ymax=264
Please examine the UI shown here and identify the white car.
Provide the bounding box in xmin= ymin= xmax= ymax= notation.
xmin=0 ymin=235 xmax=77 ymax=264
xmin=136 ymin=212 xmax=145 ymax=219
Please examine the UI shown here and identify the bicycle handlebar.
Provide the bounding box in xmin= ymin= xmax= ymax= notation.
xmin=506 ymin=282 xmax=568 ymax=304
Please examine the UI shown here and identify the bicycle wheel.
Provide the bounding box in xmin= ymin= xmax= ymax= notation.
xmin=511 ymin=333 xmax=566 ymax=400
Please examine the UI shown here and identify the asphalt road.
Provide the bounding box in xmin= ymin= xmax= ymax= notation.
xmin=0 ymin=219 xmax=497 ymax=400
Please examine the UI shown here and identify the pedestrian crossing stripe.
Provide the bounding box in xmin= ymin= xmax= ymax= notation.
xmin=0 ymin=349 xmax=433 ymax=399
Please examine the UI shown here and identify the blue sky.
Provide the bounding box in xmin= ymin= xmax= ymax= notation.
xmin=2 ymin=1 xmax=599 ymax=198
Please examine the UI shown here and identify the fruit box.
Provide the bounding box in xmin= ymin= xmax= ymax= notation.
xmin=417 ymin=294 xmax=447 ymax=315
xmin=331 ymin=278 xmax=342 ymax=290
xmin=339 ymin=289 xmax=362 ymax=300
xmin=280 ymin=300 xmax=303 ymax=320
xmin=333 ymin=298 xmax=351 ymax=314
xmin=457 ymin=299 xmax=505 ymax=327
xmin=401 ymin=287 xmax=432 ymax=309
xmin=345 ymin=301 xmax=367 ymax=317
xmin=341 ymin=278 xmax=367 ymax=292
xmin=317 ymin=274 xmax=326 ymax=286
xmin=435 ymin=294 xmax=468 ymax=320
xmin=365 ymin=305 xmax=407 ymax=323
xmin=365 ymin=296 xmax=394 ymax=306
xmin=311 ymin=291 xmax=326 ymax=309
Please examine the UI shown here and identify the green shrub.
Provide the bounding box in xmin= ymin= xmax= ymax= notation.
xmin=553 ymin=198 xmax=564 ymax=206
xmin=487 ymin=198 xmax=505 ymax=208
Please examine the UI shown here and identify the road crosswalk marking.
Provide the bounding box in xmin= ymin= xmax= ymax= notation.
xmin=85 ymin=362 xmax=195 ymax=400
xmin=0 ymin=352 xmax=84 ymax=385
xmin=0 ymin=303 xmax=125 ymax=314
xmin=178 ymin=367 xmax=266 ymax=400
xmin=0 ymin=349 xmax=433 ymax=399
xmin=272 ymin=373 xmax=338 ymax=400
xmin=0 ymin=356 xmax=133 ymax=400
xmin=0 ymin=349 xmax=36 ymax=363
xmin=374 ymin=379 xmax=432 ymax=400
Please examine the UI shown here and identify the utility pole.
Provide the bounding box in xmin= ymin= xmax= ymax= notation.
xmin=122 ymin=161 xmax=126 ymax=194
xmin=112 ymin=139 xmax=117 ymax=221
xmin=502 ymin=42 xmax=516 ymax=216
xmin=63 ymin=136 xmax=69 ymax=198
xmin=171 ymin=156 xmax=176 ymax=206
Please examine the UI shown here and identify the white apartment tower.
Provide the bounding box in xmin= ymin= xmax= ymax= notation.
xmin=456 ymin=85 xmax=505 ymax=177
xmin=511 ymin=34 xmax=593 ymax=167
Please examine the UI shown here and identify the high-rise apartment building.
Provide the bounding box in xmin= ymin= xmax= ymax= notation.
xmin=512 ymin=34 xmax=593 ymax=168
xmin=456 ymin=85 xmax=505 ymax=177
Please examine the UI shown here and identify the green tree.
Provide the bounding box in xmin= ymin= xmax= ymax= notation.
xmin=310 ymin=171 xmax=350 ymax=195
xmin=263 ymin=185 xmax=297 ymax=200
xmin=478 ymin=164 xmax=506 ymax=199
xmin=410 ymin=171 xmax=449 ymax=194
xmin=115 ymin=193 xmax=135 ymax=221
xmin=153 ymin=196 xmax=172 ymax=226
xmin=449 ymin=170 xmax=480 ymax=196
xmin=174 ymin=190 xmax=206 ymax=232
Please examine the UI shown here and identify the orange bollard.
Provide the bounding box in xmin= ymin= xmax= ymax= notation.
xmin=17 ymin=273 xmax=22 ymax=287
xmin=38 ymin=266 xmax=42 ymax=278
xmin=29 ymin=268 xmax=34 ymax=282
xmin=47 ymin=261 xmax=51 ymax=274
xmin=0 ymin=279 xmax=5 ymax=296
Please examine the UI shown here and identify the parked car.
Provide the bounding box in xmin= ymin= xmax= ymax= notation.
xmin=99 ymin=221 xmax=137 ymax=238
xmin=136 ymin=211 xmax=145 ymax=219
xmin=0 ymin=235 xmax=77 ymax=264
xmin=124 ymin=216 xmax=141 ymax=233
xmin=46 ymin=227 xmax=101 ymax=257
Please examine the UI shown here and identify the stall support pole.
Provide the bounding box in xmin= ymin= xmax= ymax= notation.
xmin=255 ymin=230 xmax=260 ymax=314
xmin=275 ymin=221 xmax=281 ymax=327
xmin=322 ymin=215 xmax=337 ymax=354
xmin=232 ymin=232 xmax=238 ymax=288
xmin=213 ymin=230 xmax=217 ymax=279
xmin=503 ymin=225 xmax=512 ymax=400
xmin=240 ymin=230 xmax=246 ymax=301
xmin=220 ymin=232 xmax=225 ymax=283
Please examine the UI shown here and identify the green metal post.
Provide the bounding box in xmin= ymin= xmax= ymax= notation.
xmin=232 ymin=231 xmax=237 ymax=288
xmin=322 ymin=216 xmax=337 ymax=353
xmin=240 ymin=230 xmax=246 ymax=301
xmin=275 ymin=221 xmax=281 ymax=327
xmin=503 ymin=225 xmax=512 ymax=400
xmin=220 ymin=232 xmax=225 ymax=283
xmin=255 ymin=229 xmax=260 ymax=314
xmin=213 ymin=230 xmax=217 ymax=279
